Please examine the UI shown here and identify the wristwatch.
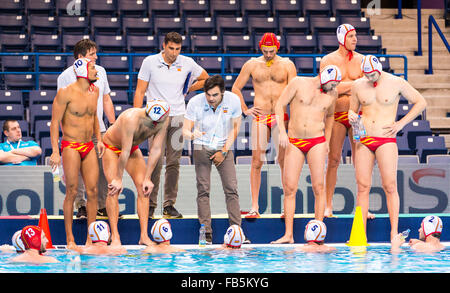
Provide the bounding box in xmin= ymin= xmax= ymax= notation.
xmin=221 ymin=150 xmax=227 ymax=157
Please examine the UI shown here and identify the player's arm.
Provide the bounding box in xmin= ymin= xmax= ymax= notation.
xmin=397 ymin=78 xmax=427 ymax=127
xmin=93 ymin=106 xmax=105 ymax=158
xmin=348 ymin=81 xmax=361 ymax=123
xmin=231 ymin=60 xmax=260 ymax=116
xmin=145 ymin=118 xmax=169 ymax=180
xmin=383 ymin=78 xmax=427 ymax=137
xmin=286 ymin=59 xmax=298 ymax=82
xmin=133 ymin=79 xmax=149 ymax=108
xmin=275 ymin=77 xmax=298 ymax=135
xmin=275 ymin=77 xmax=298 ymax=148
xmin=324 ymin=92 xmax=337 ymax=143
xmin=188 ymin=69 xmax=209 ymax=92
xmin=116 ymin=117 xmax=136 ymax=180
xmin=49 ymin=88 xmax=68 ymax=168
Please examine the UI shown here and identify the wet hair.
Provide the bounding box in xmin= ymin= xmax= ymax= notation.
xmin=204 ymin=75 xmax=225 ymax=94
xmin=430 ymin=233 xmax=441 ymax=239
xmin=73 ymin=39 xmax=98 ymax=59
xmin=163 ymin=31 xmax=183 ymax=45
xmin=2 ymin=119 xmax=18 ymax=132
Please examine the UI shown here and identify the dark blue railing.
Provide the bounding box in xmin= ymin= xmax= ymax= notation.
xmin=415 ymin=0 xmax=423 ymax=56
xmin=395 ymin=0 xmax=403 ymax=19
xmin=0 ymin=52 xmax=408 ymax=94
xmin=425 ymin=15 xmax=450 ymax=74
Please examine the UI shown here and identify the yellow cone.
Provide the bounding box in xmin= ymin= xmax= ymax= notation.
xmin=346 ymin=206 xmax=369 ymax=246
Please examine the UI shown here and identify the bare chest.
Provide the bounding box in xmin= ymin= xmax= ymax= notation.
xmin=358 ymin=83 xmax=400 ymax=106
xmin=294 ymin=90 xmax=334 ymax=111
xmin=338 ymin=60 xmax=362 ymax=81
xmin=251 ymin=62 xmax=288 ymax=84
xmin=67 ymin=91 xmax=98 ymax=117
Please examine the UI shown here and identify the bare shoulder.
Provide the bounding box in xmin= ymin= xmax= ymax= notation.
xmin=289 ymin=76 xmax=305 ymax=86
xmin=353 ymin=76 xmax=367 ymax=88
xmin=353 ymin=51 xmax=365 ymax=62
xmin=320 ymin=51 xmax=339 ymax=65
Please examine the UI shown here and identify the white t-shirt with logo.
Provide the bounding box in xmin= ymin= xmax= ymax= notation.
xmin=137 ymin=52 xmax=204 ymax=117
xmin=57 ymin=65 xmax=111 ymax=132
xmin=185 ymin=91 xmax=242 ymax=149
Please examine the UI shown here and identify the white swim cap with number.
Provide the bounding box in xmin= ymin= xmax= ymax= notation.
xmin=151 ymin=219 xmax=173 ymax=243
xmin=337 ymin=24 xmax=356 ymax=47
xmin=304 ymin=220 xmax=327 ymax=243
xmin=224 ymin=225 xmax=245 ymax=248
xmin=421 ymin=215 xmax=443 ymax=239
xmin=88 ymin=221 xmax=110 ymax=244
xmin=320 ymin=65 xmax=342 ymax=86
xmin=145 ymin=99 xmax=170 ymax=122
xmin=361 ymin=55 xmax=383 ymax=74
xmin=12 ymin=230 xmax=25 ymax=252
xmin=73 ymin=57 xmax=93 ymax=80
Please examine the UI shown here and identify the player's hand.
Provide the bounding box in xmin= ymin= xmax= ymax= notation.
xmin=192 ymin=128 xmax=206 ymax=140
xmin=244 ymin=106 xmax=263 ymax=118
xmin=382 ymin=121 xmax=402 ymax=137
xmin=348 ymin=110 xmax=358 ymax=124
xmin=97 ymin=141 xmax=105 ymax=158
xmin=279 ymin=132 xmax=289 ymax=149
xmin=108 ymin=178 xmax=123 ymax=196
xmin=49 ymin=152 xmax=61 ymax=170
xmin=408 ymin=238 xmax=420 ymax=246
xmin=210 ymin=151 xmax=225 ymax=167
xmin=391 ymin=233 xmax=405 ymax=246
xmin=142 ymin=178 xmax=154 ymax=197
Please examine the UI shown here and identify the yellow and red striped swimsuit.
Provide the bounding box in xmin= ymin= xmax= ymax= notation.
xmin=289 ymin=136 xmax=326 ymax=154
xmin=104 ymin=142 xmax=139 ymax=156
xmin=255 ymin=113 xmax=289 ymax=129
xmin=61 ymin=140 xmax=94 ymax=159
xmin=359 ymin=136 xmax=397 ymax=152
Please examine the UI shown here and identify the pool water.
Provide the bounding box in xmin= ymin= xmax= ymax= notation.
xmin=1 ymin=244 xmax=449 ymax=273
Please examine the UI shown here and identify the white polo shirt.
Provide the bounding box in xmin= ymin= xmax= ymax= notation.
xmin=137 ymin=52 xmax=204 ymax=117
xmin=57 ymin=64 xmax=111 ymax=132
xmin=185 ymin=91 xmax=242 ymax=149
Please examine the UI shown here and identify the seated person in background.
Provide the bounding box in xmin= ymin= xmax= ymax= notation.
xmin=0 ymin=120 xmax=42 ymax=165
xmin=391 ymin=215 xmax=444 ymax=253
xmin=294 ymin=220 xmax=336 ymax=253
xmin=10 ymin=225 xmax=58 ymax=263
xmin=219 ymin=225 xmax=246 ymax=250
xmin=142 ymin=219 xmax=185 ymax=254
xmin=76 ymin=221 xmax=127 ymax=255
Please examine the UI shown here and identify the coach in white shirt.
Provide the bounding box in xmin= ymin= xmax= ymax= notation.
xmin=183 ymin=75 xmax=243 ymax=244
xmin=57 ymin=39 xmax=116 ymax=219
xmin=133 ymin=31 xmax=209 ymax=219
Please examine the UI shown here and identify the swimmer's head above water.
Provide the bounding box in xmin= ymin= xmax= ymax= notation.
xmin=304 ymin=220 xmax=327 ymax=244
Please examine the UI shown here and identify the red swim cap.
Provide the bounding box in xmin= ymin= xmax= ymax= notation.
xmin=21 ymin=225 xmax=42 ymax=251
xmin=259 ymin=32 xmax=280 ymax=51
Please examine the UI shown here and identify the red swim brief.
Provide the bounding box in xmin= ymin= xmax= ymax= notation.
xmin=255 ymin=113 xmax=289 ymax=129
xmin=61 ymin=140 xmax=94 ymax=159
xmin=289 ymin=136 xmax=326 ymax=154
xmin=359 ymin=136 xmax=397 ymax=152
xmin=334 ymin=111 xmax=362 ymax=129
xmin=104 ymin=142 xmax=139 ymax=156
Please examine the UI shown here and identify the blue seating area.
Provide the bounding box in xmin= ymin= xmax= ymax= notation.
xmin=0 ymin=0 xmax=447 ymax=165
